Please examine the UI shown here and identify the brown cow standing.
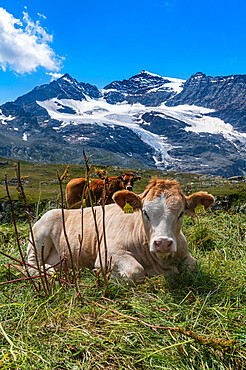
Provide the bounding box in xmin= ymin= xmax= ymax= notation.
xmin=86 ymin=177 xmax=125 ymax=207
xmin=66 ymin=172 xmax=141 ymax=208
xmin=27 ymin=178 xmax=214 ymax=280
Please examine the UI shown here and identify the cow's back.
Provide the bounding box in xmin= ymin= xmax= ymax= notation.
xmin=86 ymin=179 xmax=105 ymax=206
xmin=85 ymin=178 xmax=124 ymax=206
xmin=27 ymin=205 xmax=144 ymax=271
xmin=66 ymin=178 xmax=87 ymax=208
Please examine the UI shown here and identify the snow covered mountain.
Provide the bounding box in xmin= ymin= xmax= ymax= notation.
xmin=103 ymin=70 xmax=185 ymax=105
xmin=0 ymin=70 xmax=245 ymax=176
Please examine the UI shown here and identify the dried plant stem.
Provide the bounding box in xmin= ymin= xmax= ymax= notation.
xmin=0 ymin=252 xmax=65 ymax=275
xmin=41 ymin=245 xmax=51 ymax=294
xmin=94 ymin=302 xmax=167 ymax=333
xmin=0 ymin=275 xmax=41 ymax=286
xmin=86 ymin=183 xmax=104 ymax=278
xmin=77 ymin=181 xmax=87 ymax=270
xmin=57 ymin=170 xmax=81 ymax=298
xmin=83 ymin=149 xmax=106 ymax=284
xmin=58 ymin=279 xmax=91 ymax=288
xmin=9 ymin=263 xmax=28 ymax=278
xmin=4 ymin=172 xmax=40 ymax=293
xmin=102 ymin=206 xmax=108 ymax=272
xmin=15 ymin=162 xmax=48 ymax=294
xmin=1 ymin=292 xmax=16 ymax=302
xmin=94 ymin=302 xmax=235 ymax=352
xmin=102 ymin=178 xmax=108 ymax=275
xmin=0 ymin=251 xmax=25 ymax=265
xmin=101 ymin=177 xmax=110 ymax=295
xmin=4 ymin=173 xmax=27 ymax=269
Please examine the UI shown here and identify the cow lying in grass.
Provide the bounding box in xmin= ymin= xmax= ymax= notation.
xmin=66 ymin=172 xmax=141 ymax=208
xmin=27 ymin=178 xmax=214 ymax=280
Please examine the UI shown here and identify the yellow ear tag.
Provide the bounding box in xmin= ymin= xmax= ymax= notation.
xmin=124 ymin=202 xmax=134 ymax=214
xmin=195 ymin=204 xmax=206 ymax=214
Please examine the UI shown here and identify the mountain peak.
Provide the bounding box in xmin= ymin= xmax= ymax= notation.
xmin=134 ymin=70 xmax=163 ymax=78
xmin=58 ymin=73 xmax=78 ymax=84
xmin=60 ymin=73 xmax=73 ymax=79
xmin=190 ymin=72 xmax=207 ymax=80
xmin=103 ymin=70 xmax=185 ymax=106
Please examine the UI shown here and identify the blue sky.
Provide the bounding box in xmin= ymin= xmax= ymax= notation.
xmin=0 ymin=0 xmax=245 ymax=104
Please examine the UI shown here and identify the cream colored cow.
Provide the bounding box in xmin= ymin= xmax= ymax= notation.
xmin=27 ymin=178 xmax=214 ymax=280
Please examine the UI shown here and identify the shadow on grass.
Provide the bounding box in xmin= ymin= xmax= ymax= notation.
xmin=166 ymin=264 xmax=223 ymax=302
xmin=99 ymin=262 xmax=223 ymax=304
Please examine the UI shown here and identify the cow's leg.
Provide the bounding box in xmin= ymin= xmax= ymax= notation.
xmin=114 ymin=255 xmax=145 ymax=280
xmin=176 ymin=231 xmax=196 ymax=271
xmin=181 ymin=253 xmax=196 ymax=271
xmin=96 ymin=252 xmax=145 ymax=281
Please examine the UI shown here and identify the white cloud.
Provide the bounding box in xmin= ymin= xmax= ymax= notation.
xmin=46 ymin=72 xmax=63 ymax=81
xmin=37 ymin=13 xmax=46 ymax=19
xmin=0 ymin=7 xmax=62 ymax=74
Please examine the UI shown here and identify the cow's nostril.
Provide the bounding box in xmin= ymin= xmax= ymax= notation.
xmin=154 ymin=238 xmax=173 ymax=253
xmin=154 ymin=241 xmax=161 ymax=251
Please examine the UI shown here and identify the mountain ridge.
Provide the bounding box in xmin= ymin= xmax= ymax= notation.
xmin=0 ymin=70 xmax=245 ymax=177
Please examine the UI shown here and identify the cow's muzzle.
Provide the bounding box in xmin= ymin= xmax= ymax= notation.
xmin=150 ymin=237 xmax=175 ymax=254
xmin=126 ymin=186 xmax=133 ymax=191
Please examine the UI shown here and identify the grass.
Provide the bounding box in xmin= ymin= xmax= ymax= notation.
xmin=0 ymin=156 xmax=245 ymax=204
xmin=0 ymin=209 xmax=246 ymax=369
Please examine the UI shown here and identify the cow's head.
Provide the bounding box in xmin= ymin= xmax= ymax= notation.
xmin=113 ymin=178 xmax=214 ymax=258
xmin=107 ymin=176 xmax=125 ymax=193
xmin=122 ymin=172 xmax=142 ymax=191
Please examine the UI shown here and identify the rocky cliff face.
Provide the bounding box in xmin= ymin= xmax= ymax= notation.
xmin=167 ymin=72 xmax=246 ymax=132
xmin=0 ymin=71 xmax=245 ymax=176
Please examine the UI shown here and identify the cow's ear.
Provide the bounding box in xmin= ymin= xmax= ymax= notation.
xmin=117 ymin=176 xmax=123 ymax=181
xmin=134 ymin=176 xmax=142 ymax=181
xmin=185 ymin=192 xmax=215 ymax=215
xmin=113 ymin=190 xmax=142 ymax=211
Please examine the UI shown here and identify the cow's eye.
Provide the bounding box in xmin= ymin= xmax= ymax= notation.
xmin=178 ymin=211 xmax=184 ymax=220
xmin=143 ymin=209 xmax=149 ymax=220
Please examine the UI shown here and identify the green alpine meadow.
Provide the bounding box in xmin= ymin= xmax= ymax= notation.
xmin=0 ymin=158 xmax=246 ymax=369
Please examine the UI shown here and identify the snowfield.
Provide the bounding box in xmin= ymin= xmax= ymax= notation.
xmin=37 ymin=97 xmax=246 ymax=166
xmin=0 ymin=109 xmax=15 ymax=125
xmin=0 ymin=70 xmax=245 ymax=175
